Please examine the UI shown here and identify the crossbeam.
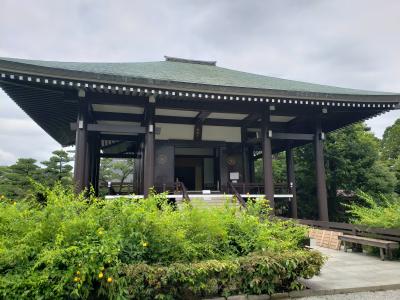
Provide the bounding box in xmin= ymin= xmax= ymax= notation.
xmin=70 ymin=123 xmax=161 ymax=134
xmin=272 ymin=132 xmax=314 ymax=141
xmin=247 ymin=131 xmax=315 ymax=143
xmin=100 ymin=153 xmax=139 ymax=158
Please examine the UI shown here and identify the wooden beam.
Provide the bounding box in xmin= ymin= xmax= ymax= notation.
xmin=71 ymin=123 xmax=161 ymax=135
xmin=272 ymin=132 xmax=314 ymax=141
xmin=193 ymin=122 xmax=202 ymax=141
xmin=241 ymin=127 xmax=250 ymax=184
xmin=93 ymin=135 xmax=101 ymax=196
xmin=219 ymin=147 xmax=228 ymax=192
xmin=240 ymin=113 xmax=260 ymax=127
xmin=193 ymin=111 xmax=210 ymax=141
xmin=87 ymin=92 xmax=146 ymax=105
xmin=315 ymin=119 xmax=329 ymax=221
xmin=157 ymin=98 xmax=381 ymax=116
xmin=100 ymin=134 xmax=139 ymax=141
xmin=94 ymin=111 xmax=143 ymax=122
xmin=195 ymin=111 xmax=211 ymax=121
xmin=101 ymin=140 xmax=126 ymax=150
xmin=94 ymin=111 xmax=239 ymax=140
xmin=247 ymin=131 xmax=315 ymax=144
xmin=262 ymin=107 xmax=274 ymax=210
xmin=73 ymin=89 xmax=88 ymax=193
xmin=100 ymin=153 xmax=139 ymax=158
xmin=143 ymin=98 xmax=155 ymax=197
xmin=286 ymin=147 xmax=297 ymax=218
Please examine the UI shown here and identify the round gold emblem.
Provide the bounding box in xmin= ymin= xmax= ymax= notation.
xmin=158 ymin=154 xmax=167 ymax=165
xmin=227 ymin=157 xmax=236 ymax=166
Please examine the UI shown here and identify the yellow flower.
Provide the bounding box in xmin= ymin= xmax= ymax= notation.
xmin=13 ymin=201 xmax=16 ymax=205
xmin=107 ymin=277 xmax=113 ymax=283
xmin=98 ymin=272 xmax=104 ymax=279
xmin=142 ymin=241 xmax=148 ymax=247
xmin=76 ymin=271 xmax=80 ymax=275
xmin=73 ymin=277 xmax=80 ymax=282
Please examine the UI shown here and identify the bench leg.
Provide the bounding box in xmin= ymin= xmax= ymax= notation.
xmin=388 ymin=248 xmax=393 ymax=260
xmin=380 ymin=248 xmax=385 ymax=261
xmin=352 ymin=243 xmax=363 ymax=252
xmin=343 ymin=241 xmax=347 ymax=252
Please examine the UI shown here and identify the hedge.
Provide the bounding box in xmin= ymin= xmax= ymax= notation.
xmin=123 ymin=250 xmax=324 ymax=299
xmin=0 ymin=185 xmax=324 ymax=299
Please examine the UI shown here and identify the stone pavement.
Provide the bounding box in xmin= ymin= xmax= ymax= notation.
xmin=302 ymin=245 xmax=400 ymax=290
xmin=299 ymin=289 xmax=400 ymax=300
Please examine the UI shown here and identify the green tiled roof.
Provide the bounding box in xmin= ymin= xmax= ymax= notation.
xmin=0 ymin=56 xmax=396 ymax=96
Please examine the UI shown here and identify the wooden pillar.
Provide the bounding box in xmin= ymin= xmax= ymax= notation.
xmin=314 ymin=119 xmax=329 ymax=221
xmin=248 ymin=145 xmax=255 ymax=183
xmin=241 ymin=127 xmax=250 ymax=185
xmin=286 ymin=147 xmax=298 ymax=219
xmin=262 ymin=108 xmax=274 ymax=210
xmin=73 ymin=89 xmax=88 ymax=194
xmin=138 ymin=141 xmax=144 ymax=195
xmin=143 ymin=97 xmax=155 ymax=197
xmin=93 ymin=135 xmax=101 ymax=196
xmin=219 ymin=146 xmax=228 ymax=192
xmin=85 ymin=133 xmax=93 ymax=190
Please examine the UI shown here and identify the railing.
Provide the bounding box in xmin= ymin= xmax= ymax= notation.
xmin=227 ymin=181 xmax=247 ymax=208
xmin=286 ymin=218 xmax=400 ymax=242
xmin=100 ymin=182 xmax=135 ymax=195
xmin=231 ymin=182 xmax=288 ymax=194
xmin=101 ymin=182 xmax=290 ymax=195
xmin=175 ymin=179 xmax=190 ymax=202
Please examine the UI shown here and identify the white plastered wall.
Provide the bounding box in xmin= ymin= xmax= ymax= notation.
xmin=202 ymin=126 xmax=241 ymax=142
xmin=156 ymin=123 xmax=194 ymax=140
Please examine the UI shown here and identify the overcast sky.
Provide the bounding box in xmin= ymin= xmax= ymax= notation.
xmin=0 ymin=0 xmax=399 ymax=165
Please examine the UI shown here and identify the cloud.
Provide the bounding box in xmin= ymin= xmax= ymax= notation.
xmin=0 ymin=148 xmax=16 ymax=164
xmin=0 ymin=0 xmax=399 ymax=164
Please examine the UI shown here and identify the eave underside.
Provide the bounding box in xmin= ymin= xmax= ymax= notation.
xmin=0 ymin=77 xmax=395 ymax=156
xmin=0 ymin=66 xmax=399 ymax=155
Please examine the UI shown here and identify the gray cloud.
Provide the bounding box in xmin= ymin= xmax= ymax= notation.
xmin=0 ymin=0 xmax=399 ymax=165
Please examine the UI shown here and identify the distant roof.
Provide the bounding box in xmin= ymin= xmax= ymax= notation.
xmin=0 ymin=56 xmax=398 ymax=100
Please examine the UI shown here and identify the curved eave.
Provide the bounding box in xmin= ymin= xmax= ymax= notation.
xmin=0 ymin=81 xmax=77 ymax=146
xmin=0 ymin=58 xmax=399 ymax=104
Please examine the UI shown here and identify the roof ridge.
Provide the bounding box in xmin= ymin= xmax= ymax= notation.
xmin=164 ymin=56 xmax=216 ymax=66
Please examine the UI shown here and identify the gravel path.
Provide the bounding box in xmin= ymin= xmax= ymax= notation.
xmin=300 ymin=289 xmax=400 ymax=300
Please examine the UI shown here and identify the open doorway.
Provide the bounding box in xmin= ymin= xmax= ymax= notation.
xmin=175 ymin=157 xmax=202 ymax=190
xmin=174 ymin=147 xmax=217 ymax=191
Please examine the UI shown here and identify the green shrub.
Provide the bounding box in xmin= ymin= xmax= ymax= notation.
xmin=123 ymin=250 xmax=324 ymax=299
xmin=345 ymin=191 xmax=400 ymax=228
xmin=0 ymin=184 xmax=323 ymax=299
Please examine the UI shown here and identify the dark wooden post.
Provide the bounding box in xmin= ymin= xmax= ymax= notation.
xmin=241 ymin=127 xmax=250 ymax=186
xmin=262 ymin=107 xmax=274 ymax=210
xmin=73 ymin=89 xmax=88 ymax=194
xmin=286 ymin=147 xmax=298 ymax=218
xmin=248 ymin=145 xmax=255 ymax=183
xmin=314 ymin=119 xmax=329 ymax=221
xmin=143 ymin=96 xmax=155 ymax=197
xmin=138 ymin=140 xmax=144 ymax=195
xmin=93 ymin=134 xmax=101 ymax=196
xmin=85 ymin=133 xmax=93 ymax=190
xmin=219 ymin=146 xmax=228 ymax=192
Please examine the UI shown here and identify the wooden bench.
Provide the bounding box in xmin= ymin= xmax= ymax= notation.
xmin=339 ymin=235 xmax=399 ymax=260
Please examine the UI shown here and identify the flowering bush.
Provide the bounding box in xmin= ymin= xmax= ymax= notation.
xmin=0 ymin=184 xmax=323 ymax=299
